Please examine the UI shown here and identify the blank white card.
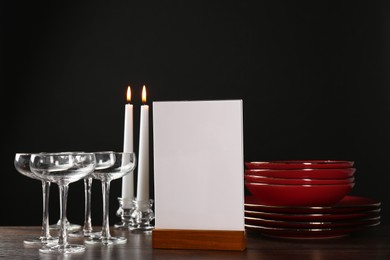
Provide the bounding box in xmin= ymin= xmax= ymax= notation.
xmin=153 ymin=100 xmax=245 ymax=231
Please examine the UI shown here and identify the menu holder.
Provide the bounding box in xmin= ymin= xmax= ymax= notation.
xmin=152 ymin=229 xmax=245 ymax=251
xmin=152 ymin=100 xmax=246 ymax=251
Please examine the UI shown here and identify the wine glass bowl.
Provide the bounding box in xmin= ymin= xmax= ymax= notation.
xmin=15 ymin=153 xmax=36 ymax=178
xmin=30 ymin=152 xmax=96 ymax=254
xmin=32 ymin=154 xmax=95 ymax=184
xmin=92 ymin=152 xmax=135 ymax=181
xmin=85 ymin=152 xmax=136 ymax=245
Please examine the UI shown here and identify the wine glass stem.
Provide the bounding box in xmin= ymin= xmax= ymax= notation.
xmin=58 ymin=184 xmax=69 ymax=247
xmin=41 ymin=180 xmax=51 ymax=240
xmin=101 ymin=181 xmax=111 ymax=239
xmin=83 ymin=177 xmax=93 ymax=232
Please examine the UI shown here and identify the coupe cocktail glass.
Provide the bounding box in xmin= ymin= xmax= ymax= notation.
xmin=30 ymin=152 xmax=96 ymax=254
xmin=14 ymin=153 xmax=58 ymax=245
xmin=85 ymin=152 xmax=136 ymax=245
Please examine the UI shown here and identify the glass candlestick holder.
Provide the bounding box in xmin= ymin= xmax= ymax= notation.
xmin=114 ymin=197 xmax=136 ymax=228
xmin=130 ymin=199 xmax=155 ymax=231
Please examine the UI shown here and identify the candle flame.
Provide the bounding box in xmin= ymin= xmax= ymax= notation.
xmin=142 ymin=85 xmax=147 ymax=103
xmin=126 ymin=86 xmax=131 ymax=103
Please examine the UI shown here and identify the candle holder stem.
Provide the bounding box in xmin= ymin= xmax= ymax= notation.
xmin=114 ymin=197 xmax=136 ymax=229
xmin=130 ymin=199 xmax=155 ymax=232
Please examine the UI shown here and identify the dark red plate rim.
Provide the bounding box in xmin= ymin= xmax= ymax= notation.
xmin=244 ymin=221 xmax=380 ymax=239
xmin=244 ymin=208 xmax=381 ymax=221
xmin=244 ymin=215 xmax=380 ymax=228
xmin=244 ymin=195 xmax=381 ymax=213
xmin=245 ymin=160 xmax=354 ymax=169
xmin=244 ymin=168 xmax=356 ymax=179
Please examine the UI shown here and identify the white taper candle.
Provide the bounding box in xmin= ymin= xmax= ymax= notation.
xmin=136 ymin=85 xmax=149 ymax=202
xmin=121 ymin=86 xmax=134 ymax=208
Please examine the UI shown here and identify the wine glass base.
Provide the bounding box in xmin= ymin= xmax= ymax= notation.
xmin=39 ymin=244 xmax=86 ymax=254
xmin=130 ymin=224 xmax=154 ymax=232
xmin=69 ymin=230 xmax=101 ymax=238
xmin=114 ymin=221 xmax=135 ymax=229
xmin=85 ymin=236 xmax=127 ymax=245
xmin=23 ymin=236 xmax=58 ymax=246
xmin=50 ymin=223 xmax=82 ymax=232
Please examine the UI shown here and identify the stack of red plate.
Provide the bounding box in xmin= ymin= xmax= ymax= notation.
xmin=243 ymin=160 xmax=381 ymax=238
xmin=244 ymin=195 xmax=381 ymax=239
xmin=245 ymin=160 xmax=356 ymax=206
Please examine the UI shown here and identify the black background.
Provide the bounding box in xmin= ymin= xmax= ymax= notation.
xmin=2 ymin=1 xmax=390 ymax=226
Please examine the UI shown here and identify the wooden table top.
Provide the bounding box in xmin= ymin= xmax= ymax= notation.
xmin=0 ymin=225 xmax=389 ymax=259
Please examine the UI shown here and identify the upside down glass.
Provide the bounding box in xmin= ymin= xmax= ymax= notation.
xmin=30 ymin=152 xmax=96 ymax=254
xmin=14 ymin=153 xmax=58 ymax=245
xmin=85 ymin=152 xmax=136 ymax=245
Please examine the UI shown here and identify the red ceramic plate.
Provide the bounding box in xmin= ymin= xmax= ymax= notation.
xmin=245 ymin=160 xmax=354 ymax=170
xmin=244 ymin=195 xmax=381 ymax=214
xmin=245 ymin=182 xmax=354 ymax=206
xmin=244 ymin=209 xmax=381 ymax=222
xmin=244 ymin=175 xmax=355 ymax=185
xmin=244 ymin=221 xmax=380 ymax=239
xmin=244 ymin=215 xmax=380 ymax=229
xmin=245 ymin=168 xmax=356 ymax=179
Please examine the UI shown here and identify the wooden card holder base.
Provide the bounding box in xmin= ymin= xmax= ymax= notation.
xmin=152 ymin=229 xmax=246 ymax=251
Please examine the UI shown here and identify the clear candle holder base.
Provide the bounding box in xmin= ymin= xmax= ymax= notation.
xmin=129 ymin=199 xmax=155 ymax=232
xmin=114 ymin=197 xmax=136 ymax=229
